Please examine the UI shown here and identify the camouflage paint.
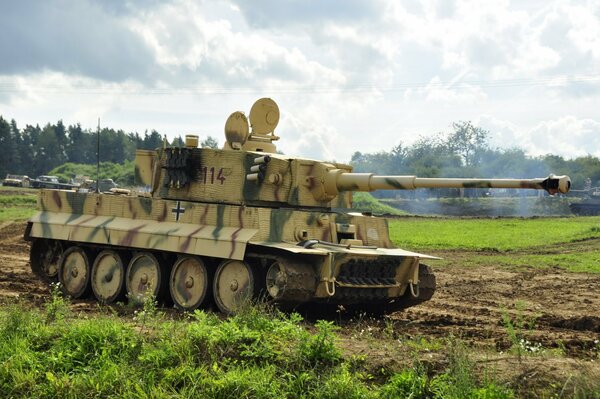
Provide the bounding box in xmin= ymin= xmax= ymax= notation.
xmin=383 ymin=178 xmax=410 ymax=190
xmin=268 ymin=208 xmax=293 ymax=242
xmin=212 ymin=204 xmax=226 ymax=240
xmin=85 ymin=216 xmax=115 ymax=242
xmin=27 ymin=98 xmax=569 ymax=310
xmin=463 ymin=181 xmax=493 ymax=189
xmin=139 ymin=197 xmax=153 ymax=216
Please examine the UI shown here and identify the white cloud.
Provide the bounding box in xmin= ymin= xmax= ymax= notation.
xmin=127 ymin=0 xmax=345 ymax=88
xmin=480 ymin=115 xmax=600 ymax=158
xmin=1 ymin=0 xmax=600 ymax=164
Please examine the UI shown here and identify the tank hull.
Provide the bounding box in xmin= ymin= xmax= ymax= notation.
xmin=26 ymin=189 xmax=437 ymax=314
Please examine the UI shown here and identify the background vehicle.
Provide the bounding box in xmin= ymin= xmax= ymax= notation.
xmin=80 ymin=178 xmax=118 ymax=193
xmin=30 ymin=175 xmax=76 ymax=190
xmin=569 ymin=187 xmax=600 ymax=216
xmin=2 ymin=174 xmax=30 ymax=187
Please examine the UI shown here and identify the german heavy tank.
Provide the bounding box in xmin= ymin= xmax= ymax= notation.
xmin=24 ymin=99 xmax=572 ymax=314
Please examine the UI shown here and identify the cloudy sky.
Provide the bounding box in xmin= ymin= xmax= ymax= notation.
xmin=1 ymin=0 xmax=599 ymax=161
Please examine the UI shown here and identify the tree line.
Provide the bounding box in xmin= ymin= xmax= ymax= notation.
xmin=350 ymin=121 xmax=600 ymax=195
xmin=1 ymin=116 xmax=599 ymax=192
xmin=0 ymin=116 xmax=218 ymax=180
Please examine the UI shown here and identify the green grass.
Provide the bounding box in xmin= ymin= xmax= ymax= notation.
xmin=0 ymin=186 xmax=37 ymax=193
xmin=352 ymin=192 xmax=406 ymax=215
xmin=389 ymin=217 xmax=600 ymax=251
xmin=0 ymin=194 xmax=37 ymax=222
xmin=0 ymin=294 xmax=515 ymax=399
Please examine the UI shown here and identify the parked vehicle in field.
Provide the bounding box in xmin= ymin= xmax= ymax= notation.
xmin=2 ymin=174 xmax=30 ymax=187
xmin=86 ymin=178 xmax=118 ymax=192
xmin=569 ymin=187 xmax=600 ymax=216
xmin=30 ymin=175 xmax=76 ymax=190
xmin=24 ymin=98 xmax=571 ymax=314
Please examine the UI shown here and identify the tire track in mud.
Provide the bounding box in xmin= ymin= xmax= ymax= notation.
xmin=0 ymin=222 xmax=49 ymax=304
xmin=390 ymin=258 xmax=600 ymax=358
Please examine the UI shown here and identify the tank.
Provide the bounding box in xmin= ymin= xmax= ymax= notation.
xmin=24 ymin=98 xmax=572 ymax=314
xmin=569 ymin=187 xmax=600 ymax=216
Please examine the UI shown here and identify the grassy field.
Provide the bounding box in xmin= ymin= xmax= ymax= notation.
xmin=389 ymin=216 xmax=600 ymax=273
xmin=1 ymin=195 xmax=599 ymax=397
xmin=0 ymin=295 xmax=516 ymax=399
xmin=0 ymin=194 xmax=37 ymax=222
xmin=389 ymin=216 xmax=600 ymax=251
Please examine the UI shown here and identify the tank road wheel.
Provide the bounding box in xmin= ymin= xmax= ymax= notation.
xmin=126 ymin=252 xmax=165 ymax=304
xmin=213 ymin=259 xmax=256 ymax=315
xmin=91 ymin=250 xmax=127 ymax=304
xmin=30 ymin=239 xmax=62 ymax=282
xmin=169 ymin=256 xmax=210 ymax=311
xmin=58 ymin=246 xmax=92 ymax=299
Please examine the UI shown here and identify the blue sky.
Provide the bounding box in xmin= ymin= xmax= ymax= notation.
xmin=1 ymin=0 xmax=599 ymax=161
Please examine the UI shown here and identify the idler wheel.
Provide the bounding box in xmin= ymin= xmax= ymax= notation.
xmin=213 ymin=259 xmax=256 ymax=315
xmin=266 ymin=261 xmax=286 ymax=299
xmin=30 ymin=239 xmax=62 ymax=282
xmin=169 ymin=256 xmax=210 ymax=311
xmin=91 ymin=250 xmax=127 ymax=304
xmin=126 ymin=252 xmax=164 ymax=304
xmin=58 ymin=246 xmax=92 ymax=299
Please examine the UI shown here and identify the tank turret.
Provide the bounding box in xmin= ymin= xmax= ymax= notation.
xmin=25 ymin=98 xmax=572 ymax=315
xmin=134 ymin=98 xmax=569 ymax=210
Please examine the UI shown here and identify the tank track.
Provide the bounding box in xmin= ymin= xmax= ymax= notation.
xmin=28 ymin=236 xmax=436 ymax=316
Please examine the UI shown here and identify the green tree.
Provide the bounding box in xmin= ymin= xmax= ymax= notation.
xmin=142 ymin=130 xmax=164 ymax=150
xmin=9 ymin=119 xmax=22 ymax=173
xmin=201 ymin=136 xmax=219 ymax=149
xmin=20 ymin=124 xmax=42 ymax=177
xmin=445 ymin=121 xmax=489 ymax=168
xmin=0 ymin=117 xmax=12 ymax=178
xmin=171 ymin=135 xmax=184 ymax=147
xmin=66 ymin=123 xmax=92 ymax=164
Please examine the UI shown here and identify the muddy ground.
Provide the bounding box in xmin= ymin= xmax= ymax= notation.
xmin=1 ymin=220 xmax=599 ymax=396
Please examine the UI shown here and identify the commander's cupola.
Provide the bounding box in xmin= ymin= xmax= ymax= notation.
xmin=223 ymin=98 xmax=280 ymax=153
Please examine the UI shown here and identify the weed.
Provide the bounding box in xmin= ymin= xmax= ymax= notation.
xmin=319 ymin=363 xmax=374 ymax=399
xmin=501 ymin=302 xmax=541 ymax=360
xmin=556 ymin=367 xmax=600 ymax=399
xmin=45 ymin=282 xmax=70 ymax=323
xmin=400 ymin=335 xmax=445 ymax=352
xmin=428 ymin=337 xmax=515 ymax=399
xmin=379 ymin=369 xmax=428 ymax=399
xmin=382 ymin=317 xmax=397 ymax=340
xmin=299 ymin=320 xmax=342 ymax=366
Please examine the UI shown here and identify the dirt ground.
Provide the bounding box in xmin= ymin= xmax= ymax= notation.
xmin=1 ymin=220 xmax=599 ymax=395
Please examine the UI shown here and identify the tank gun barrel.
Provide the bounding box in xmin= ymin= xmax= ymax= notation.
xmin=333 ymin=173 xmax=571 ymax=195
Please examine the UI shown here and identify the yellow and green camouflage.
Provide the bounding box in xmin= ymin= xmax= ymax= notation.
xmin=24 ymin=98 xmax=571 ymax=314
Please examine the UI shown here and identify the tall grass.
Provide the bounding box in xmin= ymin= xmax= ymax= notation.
xmin=0 ymin=294 xmax=515 ymax=398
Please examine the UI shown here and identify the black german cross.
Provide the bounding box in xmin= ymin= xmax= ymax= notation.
xmin=172 ymin=201 xmax=185 ymax=221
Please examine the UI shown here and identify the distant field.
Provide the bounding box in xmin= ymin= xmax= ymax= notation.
xmin=389 ymin=216 xmax=600 ymax=273
xmin=0 ymin=186 xmax=37 ymax=194
xmin=389 ymin=216 xmax=600 ymax=251
xmin=0 ymin=194 xmax=37 ymax=222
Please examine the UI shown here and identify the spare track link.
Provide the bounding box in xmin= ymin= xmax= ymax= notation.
xmin=344 ymin=264 xmax=436 ymax=315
